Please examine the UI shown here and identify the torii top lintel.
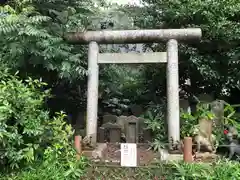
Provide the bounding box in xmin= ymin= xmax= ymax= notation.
xmin=64 ymin=28 xmax=202 ymax=44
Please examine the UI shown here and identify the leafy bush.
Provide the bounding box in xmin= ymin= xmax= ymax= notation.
xmin=0 ymin=69 xmax=87 ymax=179
xmin=143 ymin=100 xmax=240 ymax=152
xmin=179 ymin=103 xmax=213 ymax=138
xmin=67 ymin=159 xmax=240 ymax=179
xmin=0 ymin=70 xmax=50 ymax=169
xmin=169 ymin=159 xmax=240 ymax=179
xmin=141 ymin=102 xmax=168 ymax=150
xmin=1 ymin=155 xmax=88 ymax=180
xmin=180 ymin=101 xmax=240 ymax=145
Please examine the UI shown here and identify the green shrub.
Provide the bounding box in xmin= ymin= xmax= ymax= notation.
xmin=169 ymin=159 xmax=240 ymax=179
xmin=0 ymin=69 xmax=53 ymax=169
xmin=68 ymin=159 xmax=240 ymax=179
xmin=142 ymin=105 xmax=167 ymax=151
xmin=0 ymin=69 xmax=88 ymax=179
xmin=1 ymin=155 xmax=88 ymax=180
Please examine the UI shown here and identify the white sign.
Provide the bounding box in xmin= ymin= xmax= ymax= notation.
xmin=120 ymin=143 xmax=137 ymax=167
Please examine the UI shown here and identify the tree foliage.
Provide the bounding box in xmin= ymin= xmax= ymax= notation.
xmin=122 ymin=0 xmax=240 ymax=96
xmin=0 ymin=0 xmax=113 ymax=114
xmin=99 ymin=64 xmax=147 ymax=114
xmin=0 ymin=0 xmax=102 ymax=80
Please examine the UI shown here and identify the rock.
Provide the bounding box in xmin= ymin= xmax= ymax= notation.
xmin=102 ymin=122 xmax=121 ymax=142
xmin=92 ymin=143 xmax=108 ymax=159
xmin=158 ymin=148 xmax=169 ymax=161
xmin=195 ymin=152 xmax=218 ymax=161
xmin=103 ymin=114 xmax=118 ymax=124
xmin=97 ymin=127 xmax=105 ymax=143
xmin=102 ymin=115 xmax=153 ymax=143
xmin=116 ymin=115 xmax=128 ymax=131
xmin=211 ymin=100 xmax=224 ymax=127
xmin=198 ymin=118 xmax=213 ymax=138
xmin=138 ymin=117 xmax=152 ymax=143
xmin=138 ymin=117 xmax=146 ymax=133
xmin=125 ymin=116 xmax=139 ymax=143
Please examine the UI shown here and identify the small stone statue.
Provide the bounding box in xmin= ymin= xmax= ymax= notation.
xmin=82 ymin=136 xmax=94 ymax=148
xmin=169 ymin=137 xmax=183 ymax=153
xmin=193 ymin=134 xmax=218 ymax=153
xmin=225 ymin=130 xmax=240 ymax=159
xmin=192 ymin=125 xmax=218 ymax=153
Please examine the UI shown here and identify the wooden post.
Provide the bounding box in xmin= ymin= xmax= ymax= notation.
xmin=183 ymin=137 xmax=193 ymax=162
xmin=74 ymin=135 xmax=82 ymax=160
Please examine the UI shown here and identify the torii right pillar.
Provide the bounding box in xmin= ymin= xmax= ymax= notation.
xmin=167 ymin=39 xmax=180 ymax=149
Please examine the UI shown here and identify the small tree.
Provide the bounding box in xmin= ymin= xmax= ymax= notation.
xmin=0 ymin=69 xmax=87 ymax=179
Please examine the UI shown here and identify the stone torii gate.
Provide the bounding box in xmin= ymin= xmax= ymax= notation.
xmin=65 ymin=28 xmax=202 ymax=147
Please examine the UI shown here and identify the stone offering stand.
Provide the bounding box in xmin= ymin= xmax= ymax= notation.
xmin=98 ymin=115 xmax=151 ymax=143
